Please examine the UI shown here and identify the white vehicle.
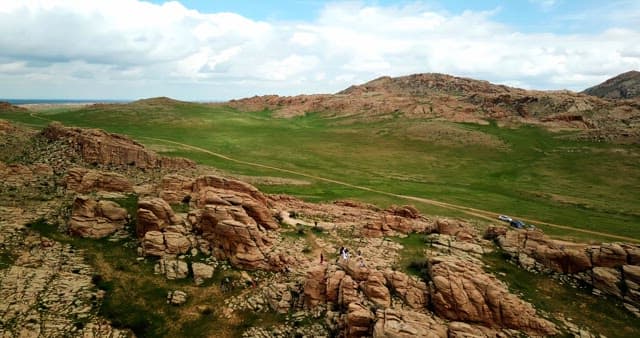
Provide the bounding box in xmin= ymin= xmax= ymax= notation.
xmin=498 ymin=215 xmax=512 ymax=222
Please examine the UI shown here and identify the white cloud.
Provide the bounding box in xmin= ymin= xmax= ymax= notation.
xmin=0 ymin=0 xmax=639 ymax=100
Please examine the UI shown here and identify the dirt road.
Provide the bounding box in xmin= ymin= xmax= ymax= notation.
xmin=141 ymin=136 xmax=640 ymax=243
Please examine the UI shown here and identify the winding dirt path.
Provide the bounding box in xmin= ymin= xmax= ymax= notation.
xmin=141 ymin=136 xmax=640 ymax=243
xmin=20 ymin=112 xmax=637 ymax=242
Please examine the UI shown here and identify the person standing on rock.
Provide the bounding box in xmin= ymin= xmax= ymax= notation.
xmin=320 ymin=252 xmax=324 ymax=264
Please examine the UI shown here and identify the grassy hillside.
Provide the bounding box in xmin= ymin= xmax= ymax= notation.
xmin=2 ymin=100 xmax=639 ymax=241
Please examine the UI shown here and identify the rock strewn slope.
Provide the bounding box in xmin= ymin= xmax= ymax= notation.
xmin=582 ymin=70 xmax=640 ymax=99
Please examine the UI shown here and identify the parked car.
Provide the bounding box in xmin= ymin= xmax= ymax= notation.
xmin=510 ymin=220 xmax=526 ymax=229
xmin=498 ymin=215 xmax=512 ymax=222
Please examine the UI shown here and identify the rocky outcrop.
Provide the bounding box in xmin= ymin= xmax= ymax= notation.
xmin=136 ymin=197 xmax=181 ymax=236
xmin=154 ymin=256 xmax=189 ymax=280
xmin=65 ymin=167 xmax=133 ymax=193
xmin=264 ymin=283 xmax=296 ymax=314
xmin=190 ymin=205 xmax=277 ymax=270
xmin=373 ymin=309 xmax=448 ymax=338
xmin=428 ymin=256 xmax=558 ymax=336
xmin=384 ymin=270 xmax=429 ymax=309
xmin=0 ymin=162 xmax=53 ymax=187
xmin=230 ymin=72 xmax=640 ymax=143
xmin=167 ymin=290 xmax=188 ymax=305
xmin=42 ymin=122 xmax=195 ymax=169
xmin=363 ymin=270 xmax=391 ymax=307
xmin=582 ymin=70 xmax=640 ymax=99
xmin=303 ymin=265 xmax=328 ymax=308
xmin=345 ymin=303 xmax=374 ymax=337
xmin=0 ymin=212 xmax=129 ymax=337
xmin=68 ymin=196 xmax=128 ymax=238
xmin=491 ymin=227 xmax=640 ymax=315
xmin=361 ymin=213 xmax=435 ymax=238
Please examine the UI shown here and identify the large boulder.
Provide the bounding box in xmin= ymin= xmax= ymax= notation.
xmin=303 ymin=265 xmax=328 ymax=308
xmin=136 ymin=198 xmax=181 ymax=236
xmin=428 ymin=256 xmax=557 ymax=336
xmin=68 ymin=196 xmax=128 ymax=238
xmin=65 ymin=167 xmax=133 ymax=193
xmin=190 ymin=205 xmax=276 ymax=270
xmin=192 ymin=262 xmax=214 ymax=286
xmin=194 ymin=175 xmax=268 ymax=205
xmin=384 ymin=270 xmax=429 ymax=309
xmin=345 ymin=303 xmax=374 ymax=338
xmin=373 ymin=309 xmax=448 ymax=338
xmin=142 ymin=231 xmax=166 ymax=256
xmin=363 ymin=270 xmax=390 ymax=308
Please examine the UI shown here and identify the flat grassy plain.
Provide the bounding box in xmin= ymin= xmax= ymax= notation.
xmin=3 ymin=99 xmax=639 ymax=241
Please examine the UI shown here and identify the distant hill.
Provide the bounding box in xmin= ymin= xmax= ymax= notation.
xmin=228 ymin=73 xmax=640 ymax=144
xmin=582 ymin=71 xmax=640 ymax=99
xmin=0 ymin=101 xmax=27 ymax=112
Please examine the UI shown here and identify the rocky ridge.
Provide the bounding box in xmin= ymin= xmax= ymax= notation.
xmin=582 ymin=70 xmax=640 ymax=99
xmin=487 ymin=226 xmax=640 ymax=317
xmin=228 ymin=72 xmax=640 ymax=144
xmin=42 ymin=122 xmax=195 ymax=170
xmin=0 ymin=119 xmax=637 ymax=337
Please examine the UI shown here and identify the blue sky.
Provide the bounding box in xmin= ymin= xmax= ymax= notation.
xmin=0 ymin=0 xmax=639 ymax=100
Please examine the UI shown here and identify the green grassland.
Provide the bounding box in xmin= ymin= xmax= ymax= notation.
xmin=2 ymin=99 xmax=639 ymax=241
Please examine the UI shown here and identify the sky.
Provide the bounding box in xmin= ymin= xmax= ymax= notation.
xmin=0 ymin=0 xmax=639 ymax=101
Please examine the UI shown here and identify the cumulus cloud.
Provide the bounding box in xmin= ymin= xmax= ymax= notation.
xmin=0 ymin=0 xmax=639 ymax=100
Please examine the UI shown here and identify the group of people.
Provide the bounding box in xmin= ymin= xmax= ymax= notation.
xmin=318 ymin=246 xmax=365 ymax=267
xmin=339 ymin=246 xmax=351 ymax=260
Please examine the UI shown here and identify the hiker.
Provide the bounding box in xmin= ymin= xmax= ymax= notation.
xmin=344 ymin=248 xmax=350 ymax=260
xmin=320 ymin=252 xmax=324 ymax=264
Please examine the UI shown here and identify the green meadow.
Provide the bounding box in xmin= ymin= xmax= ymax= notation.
xmin=3 ymin=99 xmax=639 ymax=241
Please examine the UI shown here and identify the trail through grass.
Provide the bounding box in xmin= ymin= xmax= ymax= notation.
xmin=3 ymin=100 xmax=639 ymax=241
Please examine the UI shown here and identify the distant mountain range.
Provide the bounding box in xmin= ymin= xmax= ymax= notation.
xmin=228 ymin=71 xmax=640 ymax=144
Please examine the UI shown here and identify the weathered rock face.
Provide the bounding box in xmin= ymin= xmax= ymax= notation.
xmin=42 ymin=122 xmax=195 ymax=169
xmin=66 ymin=167 xmax=133 ymax=193
xmin=434 ymin=218 xmax=477 ymax=241
xmin=361 ymin=213 xmax=435 ymax=238
xmin=428 ymin=256 xmax=557 ymax=336
xmin=373 ymin=309 xmax=448 ymax=338
xmin=136 ymin=197 xmax=181 ymax=236
xmin=491 ymin=227 xmax=640 ymax=314
xmin=304 ymin=264 xmax=328 ymax=308
xmin=194 ymin=175 xmax=269 ymax=205
xmin=496 ymin=229 xmax=593 ymax=274
xmin=363 ymin=270 xmax=391 ymax=308
xmin=385 ymin=205 xmax=420 ymax=219
xmin=264 ymin=283 xmax=297 ymax=314
xmin=190 ymin=205 xmax=276 ymax=270
xmin=384 ymin=270 xmax=429 ymax=309
xmin=155 ymin=256 xmax=189 ymax=280
xmin=0 ymin=162 xmax=53 ymax=187
xmin=68 ymin=196 xmax=128 ymax=238
xmin=346 ymin=303 xmax=374 ymax=338
xmin=0 ymin=208 xmax=130 ymax=337
xmin=230 ymin=72 xmax=640 ymax=144
xmin=160 ymin=174 xmax=279 ymax=230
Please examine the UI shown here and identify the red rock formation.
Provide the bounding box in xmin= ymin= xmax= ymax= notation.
xmin=65 ymin=167 xmax=133 ymax=193
xmin=136 ymin=198 xmax=181 ymax=236
xmin=68 ymin=196 xmax=128 ymax=238
xmin=428 ymin=256 xmax=557 ymax=336
xmin=303 ymin=264 xmax=328 ymax=308
xmin=345 ymin=303 xmax=374 ymax=338
xmin=42 ymin=122 xmax=195 ymax=169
